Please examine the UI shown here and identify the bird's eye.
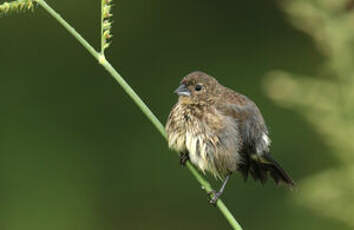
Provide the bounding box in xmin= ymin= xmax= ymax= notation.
xmin=195 ymin=84 xmax=202 ymax=91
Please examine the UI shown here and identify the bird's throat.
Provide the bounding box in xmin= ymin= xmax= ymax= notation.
xmin=178 ymin=96 xmax=193 ymax=105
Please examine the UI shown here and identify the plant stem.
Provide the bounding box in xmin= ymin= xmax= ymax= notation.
xmin=34 ymin=1 xmax=242 ymax=229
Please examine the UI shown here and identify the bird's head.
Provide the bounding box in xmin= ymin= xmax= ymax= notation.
xmin=175 ymin=71 xmax=219 ymax=105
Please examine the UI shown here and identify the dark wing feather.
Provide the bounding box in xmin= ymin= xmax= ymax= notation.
xmin=217 ymin=88 xmax=295 ymax=186
xmin=216 ymin=90 xmax=269 ymax=154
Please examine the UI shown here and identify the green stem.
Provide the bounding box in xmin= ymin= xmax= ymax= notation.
xmin=34 ymin=1 xmax=242 ymax=229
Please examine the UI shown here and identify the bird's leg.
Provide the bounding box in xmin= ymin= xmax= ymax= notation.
xmin=208 ymin=173 xmax=231 ymax=205
xmin=179 ymin=152 xmax=189 ymax=166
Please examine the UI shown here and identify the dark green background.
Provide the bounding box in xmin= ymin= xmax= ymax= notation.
xmin=0 ymin=1 xmax=345 ymax=229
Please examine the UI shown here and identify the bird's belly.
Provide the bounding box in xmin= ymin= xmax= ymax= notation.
xmin=166 ymin=108 xmax=239 ymax=179
xmin=184 ymin=131 xmax=226 ymax=178
xmin=185 ymin=132 xmax=209 ymax=171
xmin=168 ymin=126 xmax=238 ymax=179
xmin=168 ymin=128 xmax=217 ymax=173
xmin=188 ymin=142 xmax=211 ymax=175
xmin=167 ymin=130 xmax=187 ymax=153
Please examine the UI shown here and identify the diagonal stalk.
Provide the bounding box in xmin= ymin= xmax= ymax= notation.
xmin=34 ymin=0 xmax=243 ymax=229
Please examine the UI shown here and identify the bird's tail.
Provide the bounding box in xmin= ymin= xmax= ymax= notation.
xmin=239 ymin=153 xmax=296 ymax=187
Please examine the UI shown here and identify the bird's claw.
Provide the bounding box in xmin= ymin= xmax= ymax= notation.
xmin=207 ymin=190 xmax=221 ymax=206
xmin=179 ymin=153 xmax=189 ymax=167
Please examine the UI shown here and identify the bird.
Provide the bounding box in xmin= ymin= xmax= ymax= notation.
xmin=165 ymin=71 xmax=295 ymax=205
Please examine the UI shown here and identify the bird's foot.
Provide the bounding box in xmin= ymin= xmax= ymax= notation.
xmin=179 ymin=152 xmax=189 ymax=167
xmin=208 ymin=190 xmax=222 ymax=206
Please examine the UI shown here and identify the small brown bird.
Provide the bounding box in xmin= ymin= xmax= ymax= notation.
xmin=165 ymin=71 xmax=295 ymax=204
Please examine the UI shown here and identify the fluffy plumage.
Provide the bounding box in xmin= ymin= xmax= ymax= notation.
xmin=165 ymin=71 xmax=295 ymax=203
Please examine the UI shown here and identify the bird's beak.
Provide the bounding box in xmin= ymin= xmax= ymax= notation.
xmin=174 ymin=84 xmax=191 ymax=96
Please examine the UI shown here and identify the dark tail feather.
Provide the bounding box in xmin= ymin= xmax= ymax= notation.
xmin=262 ymin=153 xmax=296 ymax=187
xmin=250 ymin=160 xmax=268 ymax=184
xmin=239 ymin=153 xmax=250 ymax=181
xmin=239 ymin=153 xmax=268 ymax=184
xmin=238 ymin=153 xmax=296 ymax=187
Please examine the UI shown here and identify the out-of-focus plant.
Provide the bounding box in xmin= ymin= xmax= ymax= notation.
xmin=264 ymin=0 xmax=354 ymax=227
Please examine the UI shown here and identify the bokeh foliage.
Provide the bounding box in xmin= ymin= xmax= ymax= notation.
xmin=0 ymin=0 xmax=352 ymax=229
xmin=264 ymin=0 xmax=354 ymax=227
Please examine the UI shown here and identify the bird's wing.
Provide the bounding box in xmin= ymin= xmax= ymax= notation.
xmin=216 ymin=94 xmax=270 ymax=155
xmin=216 ymin=90 xmax=295 ymax=186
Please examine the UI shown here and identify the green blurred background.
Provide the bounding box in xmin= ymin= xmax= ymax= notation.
xmin=1 ymin=0 xmax=353 ymax=229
